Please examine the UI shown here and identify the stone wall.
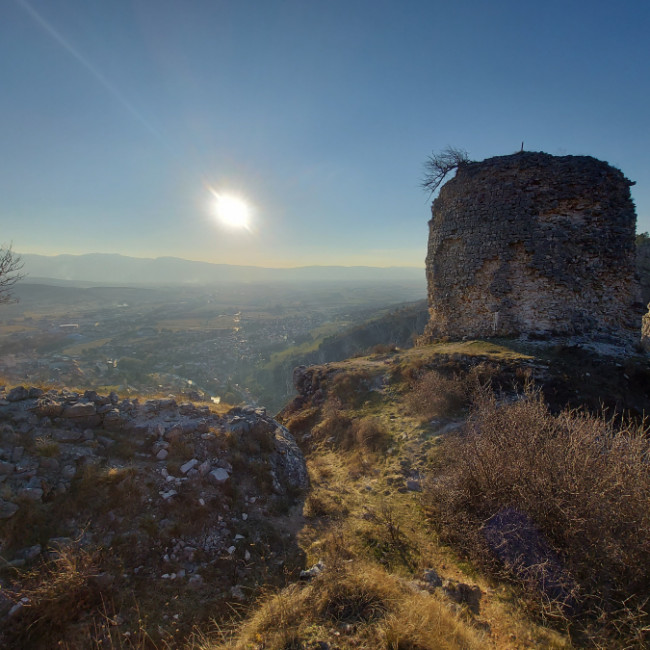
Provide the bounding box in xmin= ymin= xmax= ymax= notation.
xmin=422 ymin=151 xmax=641 ymax=341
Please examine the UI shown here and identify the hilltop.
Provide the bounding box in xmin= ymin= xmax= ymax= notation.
xmin=2 ymin=338 xmax=650 ymax=648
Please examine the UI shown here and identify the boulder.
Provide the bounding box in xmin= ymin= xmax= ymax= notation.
xmin=62 ymin=402 xmax=97 ymax=418
xmin=180 ymin=458 xmax=199 ymax=474
xmin=0 ymin=500 xmax=19 ymax=518
xmin=210 ymin=467 xmax=230 ymax=483
xmin=6 ymin=386 xmax=29 ymax=402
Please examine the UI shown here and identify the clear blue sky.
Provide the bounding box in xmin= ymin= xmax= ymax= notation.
xmin=1 ymin=0 xmax=649 ymax=267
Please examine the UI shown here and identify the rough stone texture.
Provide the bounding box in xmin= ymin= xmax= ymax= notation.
xmin=635 ymin=239 xmax=650 ymax=307
xmin=422 ymin=151 xmax=641 ymax=341
xmin=642 ymin=310 xmax=650 ymax=352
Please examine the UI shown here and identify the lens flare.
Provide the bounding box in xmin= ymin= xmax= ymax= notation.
xmin=210 ymin=191 xmax=251 ymax=230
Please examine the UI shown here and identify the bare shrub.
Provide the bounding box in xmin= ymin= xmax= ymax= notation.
xmin=2 ymin=546 xmax=112 ymax=648
xmin=368 ymin=343 xmax=398 ymax=355
xmin=407 ymin=370 xmax=468 ymax=419
xmin=350 ymin=417 xmax=390 ymax=452
xmin=421 ymin=146 xmax=470 ymax=196
xmin=312 ymin=400 xmax=353 ymax=449
xmin=312 ymin=409 xmax=390 ymax=456
xmin=425 ymin=386 xmax=650 ymax=638
xmin=0 ymin=244 xmax=24 ymax=304
xmin=330 ymin=369 xmax=373 ymax=408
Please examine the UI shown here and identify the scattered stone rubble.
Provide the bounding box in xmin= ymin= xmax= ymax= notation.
xmin=0 ymin=384 xmax=308 ymax=619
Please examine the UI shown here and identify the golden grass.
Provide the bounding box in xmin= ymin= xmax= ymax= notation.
xmin=202 ymin=561 xmax=484 ymax=650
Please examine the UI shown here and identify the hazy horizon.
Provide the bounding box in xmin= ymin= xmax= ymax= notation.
xmin=17 ymin=250 xmax=425 ymax=271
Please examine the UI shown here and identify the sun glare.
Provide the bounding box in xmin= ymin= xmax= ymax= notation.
xmin=211 ymin=191 xmax=251 ymax=230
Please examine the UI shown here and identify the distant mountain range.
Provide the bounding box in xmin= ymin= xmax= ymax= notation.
xmin=19 ymin=253 xmax=425 ymax=287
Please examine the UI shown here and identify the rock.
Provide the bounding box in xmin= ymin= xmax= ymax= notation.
xmin=187 ymin=574 xmax=204 ymax=589
xmin=61 ymin=464 xmax=76 ymax=479
xmin=6 ymin=386 xmax=29 ymax=402
xmin=33 ymin=397 xmax=64 ymax=418
xmin=18 ymin=545 xmax=42 ymax=561
xmin=39 ymin=457 xmax=60 ymax=471
xmin=20 ymin=487 xmax=43 ymax=502
xmin=422 ymin=568 xmax=443 ymax=588
xmin=88 ymin=572 xmax=115 ymax=590
xmin=0 ymin=460 xmax=14 ymax=475
xmin=102 ymin=409 xmax=125 ymax=429
xmin=198 ymin=460 xmax=211 ymax=476
xmin=210 ymin=468 xmax=230 ymax=483
xmin=156 ymin=449 xmax=169 ymax=461
xmin=8 ymin=598 xmax=29 ymax=618
xmin=0 ymin=500 xmax=19 ymax=519
xmin=62 ymin=402 xmax=97 ymax=418
xmin=180 ymin=458 xmax=199 ymax=474
xmin=28 ymin=387 xmax=44 ymax=399
xmin=164 ymin=424 xmax=183 ymax=442
xmin=11 ymin=446 xmax=24 ymax=462
xmin=53 ymin=429 xmax=83 ymax=442
xmin=442 ymin=580 xmax=482 ymax=614
xmin=229 ymin=417 xmax=252 ymax=434
xmin=300 ymin=560 xmax=325 ymax=580
xmin=271 ymin=424 xmax=309 ymax=492
xmin=405 ymin=479 xmax=421 ymax=492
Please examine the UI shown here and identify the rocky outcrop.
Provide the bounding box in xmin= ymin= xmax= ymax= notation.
xmin=0 ymin=384 xmax=308 ymax=630
xmin=423 ymin=151 xmax=642 ymax=342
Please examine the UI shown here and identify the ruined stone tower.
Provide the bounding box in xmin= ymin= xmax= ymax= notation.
xmin=422 ymin=151 xmax=640 ymax=341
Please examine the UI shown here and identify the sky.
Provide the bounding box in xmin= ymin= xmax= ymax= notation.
xmin=1 ymin=0 xmax=649 ymax=268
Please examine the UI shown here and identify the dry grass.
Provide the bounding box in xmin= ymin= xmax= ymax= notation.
xmin=425 ymin=386 xmax=650 ymax=642
xmin=310 ymin=403 xmax=390 ymax=454
xmin=202 ymin=561 xmax=483 ymax=650
xmin=2 ymin=545 xmax=113 ymax=648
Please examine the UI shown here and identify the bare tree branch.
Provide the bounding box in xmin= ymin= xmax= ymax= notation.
xmin=0 ymin=245 xmax=24 ymax=304
xmin=421 ymin=146 xmax=470 ymax=197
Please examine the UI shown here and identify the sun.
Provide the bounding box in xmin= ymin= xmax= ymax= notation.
xmin=211 ymin=191 xmax=251 ymax=230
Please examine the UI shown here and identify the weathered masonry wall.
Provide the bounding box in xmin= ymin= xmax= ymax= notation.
xmin=422 ymin=151 xmax=640 ymax=340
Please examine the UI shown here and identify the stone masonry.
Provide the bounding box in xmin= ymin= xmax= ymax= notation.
xmin=422 ymin=151 xmax=641 ymax=341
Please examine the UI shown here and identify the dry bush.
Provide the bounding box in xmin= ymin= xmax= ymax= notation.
xmin=425 ymin=386 xmax=650 ymax=639
xmin=2 ymin=546 xmax=113 ymax=648
xmin=330 ymin=369 xmax=374 ymax=408
xmin=350 ymin=417 xmax=390 ymax=453
xmin=311 ymin=401 xmax=353 ymax=449
xmin=407 ymin=370 xmax=468 ymax=420
xmin=368 ymin=343 xmax=398 ymax=355
xmin=312 ymin=406 xmax=389 ymax=454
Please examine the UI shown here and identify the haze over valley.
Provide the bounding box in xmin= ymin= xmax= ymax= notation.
xmin=1 ymin=255 xmax=427 ymax=411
